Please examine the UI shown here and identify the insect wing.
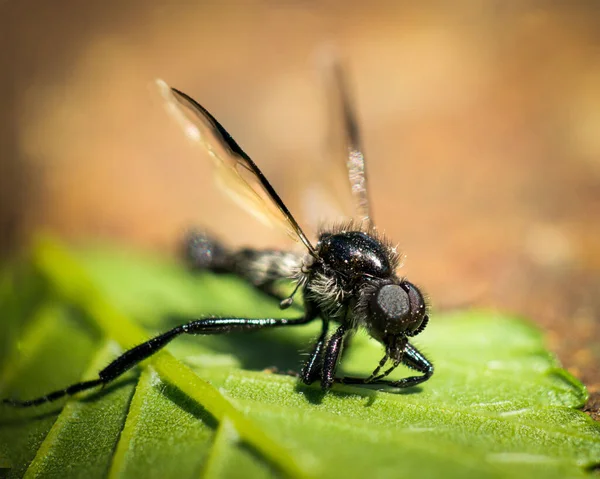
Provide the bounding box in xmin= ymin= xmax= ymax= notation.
xmin=298 ymin=59 xmax=373 ymax=232
xmin=156 ymin=79 xmax=315 ymax=252
xmin=326 ymin=60 xmax=373 ymax=227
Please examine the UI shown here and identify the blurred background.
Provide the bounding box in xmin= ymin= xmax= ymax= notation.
xmin=1 ymin=1 xmax=599 ymax=414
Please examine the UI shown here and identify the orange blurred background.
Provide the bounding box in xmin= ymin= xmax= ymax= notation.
xmin=1 ymin=1 xmax=599 ymax=413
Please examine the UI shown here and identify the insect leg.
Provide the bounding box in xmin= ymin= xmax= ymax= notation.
xmin=371 ymin=359 xmax=401 ymax=381
xmin=2 ymin=314 xmax=316 ymax=408
xmin=299 ymin=318 xmax=330 ymax=385
xmin=365 ymin=353 xmax=390 ymax=382
xmin=338 ymin=342 xmax=434 ymax=389
xmin=320 ymin=324 xmax=349 ymax=390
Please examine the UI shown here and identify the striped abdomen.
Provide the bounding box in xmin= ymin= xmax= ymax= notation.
xmin=184 ymin=231 xmax=303 ymax=287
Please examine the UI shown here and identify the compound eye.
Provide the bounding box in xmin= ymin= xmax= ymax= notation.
xmin=375 ymin=284 xmax=409 ymax=321
xmin=371 ymin=283 xmax=426 ymax=336
xmin=402 ymin=281 xmax=427 ymax=328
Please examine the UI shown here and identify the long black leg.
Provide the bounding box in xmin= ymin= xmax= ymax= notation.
xmin=299 ymin=319 xmax=330 ymax=385
xmin=320 ymin=324 xmax=348 ymax=390
xmin=2 ymin=314 xmax=316 ymax=408
xmin=338 ymin=341 xmax=433 ymax=389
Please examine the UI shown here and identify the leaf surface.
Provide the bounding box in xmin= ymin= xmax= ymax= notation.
xmin=0 ymin=238 xmax=598 ymax=479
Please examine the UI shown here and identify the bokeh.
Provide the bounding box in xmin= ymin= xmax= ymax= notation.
xmin=2 ymin=1 xmax=599 ymax=412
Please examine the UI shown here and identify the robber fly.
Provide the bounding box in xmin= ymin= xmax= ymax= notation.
xmin=2 ymin=65 xmax=433 ymax=408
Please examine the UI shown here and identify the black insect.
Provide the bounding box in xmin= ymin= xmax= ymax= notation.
xmin=2 ymin=65 xmax=433 ymax=408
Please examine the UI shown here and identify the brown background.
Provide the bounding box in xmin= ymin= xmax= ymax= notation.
xmin=1 ymin=2 xmax=599 ymax=416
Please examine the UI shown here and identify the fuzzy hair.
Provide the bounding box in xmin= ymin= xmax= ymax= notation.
xmin=304 ymin=271 xmax=349 ymax=322
xmin=353 ymin=281 xmax=380 ymax=329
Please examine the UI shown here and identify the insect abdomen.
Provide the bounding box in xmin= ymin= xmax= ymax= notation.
xmin=185 ymin=231 xmax=301 ymax=286
xmin=229 ymin=249 xmax=301 ymax=287
xmin=185 ymin=231 xmax=232 ymax=272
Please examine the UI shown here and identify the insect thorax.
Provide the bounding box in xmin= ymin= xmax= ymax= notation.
xmin=305 ymin=227 xmax=400 ymax=324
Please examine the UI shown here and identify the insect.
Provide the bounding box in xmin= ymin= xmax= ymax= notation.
xmin=2 ymin=65 xmax=433 ymax=408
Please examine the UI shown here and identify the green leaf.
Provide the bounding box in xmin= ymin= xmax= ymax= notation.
xmin=0 ymin=237 xmax=598 ymax=479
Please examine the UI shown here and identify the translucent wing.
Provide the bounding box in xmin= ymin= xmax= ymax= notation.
xmin=332 ymin=61 xmax=373 ymax=227
xmin=298 ymin=56 xmax=374 ymax=232
xmin=155 ymin=79 xmax=316 ymax=255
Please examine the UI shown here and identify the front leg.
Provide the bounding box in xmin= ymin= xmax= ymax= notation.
xmin=338 ymin=341 xmax=434 ymax=389
xmin=320 ymin=324 xmax=349 ymax=390
xmin=299 ymin=318 xmax=330 ymax=385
